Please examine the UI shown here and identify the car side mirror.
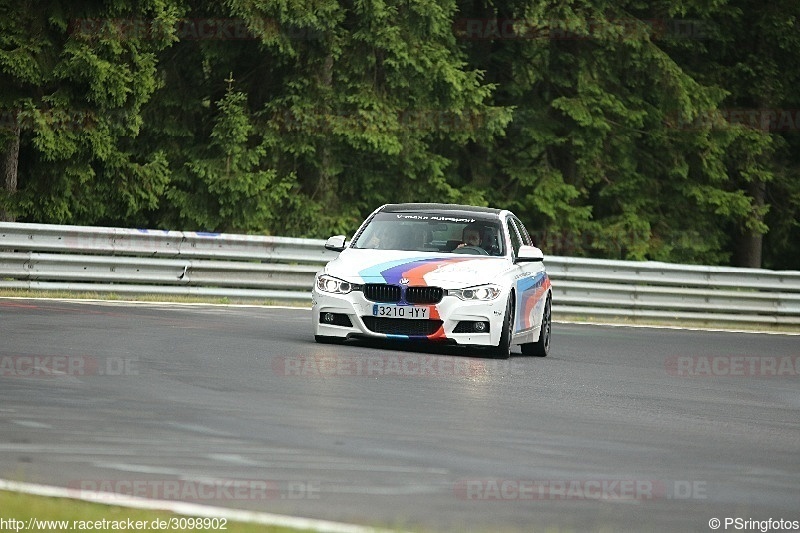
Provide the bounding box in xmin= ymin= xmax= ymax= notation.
xmin=516 ymin=245 xmax=544 ymax=263
xmin=324 ymin=235 xmax=347 ymax=252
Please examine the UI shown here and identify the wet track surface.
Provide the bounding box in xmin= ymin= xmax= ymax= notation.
xmin=1 ymin=299 xmax=798 ymax=532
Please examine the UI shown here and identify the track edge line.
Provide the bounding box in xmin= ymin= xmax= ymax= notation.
xmin=0 ymin=478 xmax=398 ymax=533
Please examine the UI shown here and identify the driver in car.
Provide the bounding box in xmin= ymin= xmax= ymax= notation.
xmin=457 ymin=225 xmax=483 ymax=250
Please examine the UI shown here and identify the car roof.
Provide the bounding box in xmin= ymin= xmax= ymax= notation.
xmin=380 ymin=203 xmax=504 ymax=219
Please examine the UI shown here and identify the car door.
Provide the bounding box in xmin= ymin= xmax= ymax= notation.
xmin=507 ymin=216 xmax=547 ymax=336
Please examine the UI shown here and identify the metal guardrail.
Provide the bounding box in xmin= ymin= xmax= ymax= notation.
xmin=2 ymin=222 xmax=800 ymax=325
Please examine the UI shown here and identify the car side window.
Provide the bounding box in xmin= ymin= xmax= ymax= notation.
xmin=506 ymin=218 xmax=522 ymax=259
xmin=512 ymin=218 xmax=533 ymax=247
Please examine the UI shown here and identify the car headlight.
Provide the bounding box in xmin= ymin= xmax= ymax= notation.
xmin=316 ymin=274 xmax=354 ymax=295
xmin=449 ymin=284 xmax=502 ymax=301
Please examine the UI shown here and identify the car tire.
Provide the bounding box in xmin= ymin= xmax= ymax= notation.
xmin=522 ymin=295 xmax=551 ymax=357
xmin=488 ymin=295 xmax=514 ymax=359
xmin=315 ymin=335 xmax=344 ymax=344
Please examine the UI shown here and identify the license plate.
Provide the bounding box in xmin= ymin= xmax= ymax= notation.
xmin=372 ymin=305 xmax=429 ymax=319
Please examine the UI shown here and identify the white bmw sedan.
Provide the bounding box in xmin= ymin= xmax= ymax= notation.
xmin=311 ymin=203 xmax=552 ymax=358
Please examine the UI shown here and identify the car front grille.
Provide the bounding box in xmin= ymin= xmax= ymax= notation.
xmin=361 ymin=317 xmax=443 ymax=336
xmin=405 ymin=286 xmax=444 ymax=304
xmin=362 ymin=284 xmax=443 ymax=304
xmin=363 ymin=284 xmax=401 ymax=302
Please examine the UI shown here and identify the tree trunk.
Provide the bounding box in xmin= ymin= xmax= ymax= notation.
xmin=734 ymin=179 xmax=765 ymax=268
xmin=0 ymin=122 xmax=20 ymax=222
xmin=311 ymin=54 xmax=338 ymax=210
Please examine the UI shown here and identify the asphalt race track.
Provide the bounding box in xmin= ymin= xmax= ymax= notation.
xmin=1 ymin=298 xmax=798 ymax=532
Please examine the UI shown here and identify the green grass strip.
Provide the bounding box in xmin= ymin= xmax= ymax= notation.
xmin=0 ymin=489 xmax=313 ymax=532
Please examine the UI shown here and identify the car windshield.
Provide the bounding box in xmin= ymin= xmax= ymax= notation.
xmin=352 ymin=212 xmax=505 ymax=256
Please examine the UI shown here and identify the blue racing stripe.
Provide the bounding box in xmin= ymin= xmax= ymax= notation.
xmin=358 ymin=258 xmax=430 ymax=283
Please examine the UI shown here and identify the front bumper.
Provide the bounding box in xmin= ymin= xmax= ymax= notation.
xmin=312 ymin=288 xmax=508 ymax=346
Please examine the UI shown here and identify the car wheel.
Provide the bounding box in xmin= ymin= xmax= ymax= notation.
xmin=315 ymin=335 xmax=344 ymax=344
xmin=522 ymin=295 xmax=551 ymax=357
xmin=489 ymin=295 xmax=514 ymax=359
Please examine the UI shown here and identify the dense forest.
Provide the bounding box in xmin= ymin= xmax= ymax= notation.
xmin=1 ymin=0 xmax=798 ymax=269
